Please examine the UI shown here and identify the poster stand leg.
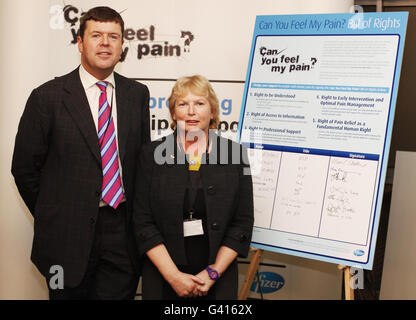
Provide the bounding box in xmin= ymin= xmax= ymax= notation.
xmin=238 ymin=248 xmax=263 ymax=300
xmin=255 ymin=269 xmax=265 ymax=300
xmin=338 ymin=265 xmax=354 ymax=300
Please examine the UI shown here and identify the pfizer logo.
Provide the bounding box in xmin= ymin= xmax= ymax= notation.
xmin=353 ymin=249 xmax=365 ymax=256
xmin=250 ymin=272 xmax=285 ymax=294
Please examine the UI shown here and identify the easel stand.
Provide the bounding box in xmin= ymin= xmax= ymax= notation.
xmin=238 ymin=248 xmax=263 ymax=300
xmin=337 ymin=265 xmax=354 ymax=300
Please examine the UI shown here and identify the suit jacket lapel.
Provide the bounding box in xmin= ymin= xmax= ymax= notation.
xmin=62 ymin=68 xmax=101 ymax=165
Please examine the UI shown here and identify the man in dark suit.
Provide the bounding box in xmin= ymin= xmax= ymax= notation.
xmin=11 ymin=6 xmax=150 ymax=299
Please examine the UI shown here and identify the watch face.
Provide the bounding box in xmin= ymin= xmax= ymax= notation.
xmin=206 ymin=267 xmax=219 ymax=280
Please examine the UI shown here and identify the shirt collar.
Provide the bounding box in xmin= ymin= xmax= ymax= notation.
xmin=79 ymin=64 xmax=116 ymax=90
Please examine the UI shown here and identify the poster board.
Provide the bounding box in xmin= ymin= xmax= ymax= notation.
xmin=238 ymin=12 xmax=408 ymax=269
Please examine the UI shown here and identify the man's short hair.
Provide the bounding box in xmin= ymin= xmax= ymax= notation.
xmin=79 ymin=6 xmax=124 ymax=39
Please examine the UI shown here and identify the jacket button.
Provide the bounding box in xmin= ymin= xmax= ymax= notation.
xmin=90 ymin=217 xmax=95 ymax=225
xmin=211 ymin=222 xmax=220 ymax=230
xmin=207 ymin=185 xmax=215 ymax=195
xmin=240 ymin=234 xmax=248 ymax=243
xmin=95 ymin=191 xmax=101 ymax=197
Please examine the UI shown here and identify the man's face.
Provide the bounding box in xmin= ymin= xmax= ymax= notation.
xmin=77 ymin=20 xmax=123 ymax=80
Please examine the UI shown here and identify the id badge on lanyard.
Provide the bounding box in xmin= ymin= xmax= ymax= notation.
xmin=183 ymin=209 xmax=204 ymax=237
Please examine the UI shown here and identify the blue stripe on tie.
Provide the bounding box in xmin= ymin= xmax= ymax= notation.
xmin=100 ymin=130 xmax=116 ymax=157
xmin=109 ymin=186 xmax=123 ymax=207
xmin=103 ymin=152 xmax=117 ymax=176
xmin=97 ymin=81 xmax=107 ymax=88
xmin=102 ymin=168 xmax=120 ymax=198
xmin=99 ymin=100 xmax=108 ymax=115
xmin=98 ymin=118 xmax=110 ymax=139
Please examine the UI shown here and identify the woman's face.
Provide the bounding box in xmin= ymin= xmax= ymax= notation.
xmin=173 ymin=91 xmax=213 ymax=135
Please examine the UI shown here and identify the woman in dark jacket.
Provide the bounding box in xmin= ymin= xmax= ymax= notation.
xmin=133 ymin=75 xmax=253 ymax=299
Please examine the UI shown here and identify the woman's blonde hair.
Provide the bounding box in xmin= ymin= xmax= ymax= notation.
xmin=168 ymin=75 xmax=220 ymax=130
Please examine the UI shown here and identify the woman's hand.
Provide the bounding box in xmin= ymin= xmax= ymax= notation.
xmin=192 ymin=247 xmax=239 ymax=297
xmin=146 ymin=244 xmax=205 ymax=298
xmin=168 ymin=271 xmax=205 ymax=298
xmin=193 ymin=269 xmax=216 ymax=297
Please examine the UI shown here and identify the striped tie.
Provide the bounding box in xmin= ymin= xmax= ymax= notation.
xmin=96 ymin=81 xmax=124 ymax=209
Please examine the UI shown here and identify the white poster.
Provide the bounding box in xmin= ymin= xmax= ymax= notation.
xmin=239 ymin=12 xmax=408 ymax=269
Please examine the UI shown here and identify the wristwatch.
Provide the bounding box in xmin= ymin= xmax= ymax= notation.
xmin=205 ymin=266 xmax=219 ymax=280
